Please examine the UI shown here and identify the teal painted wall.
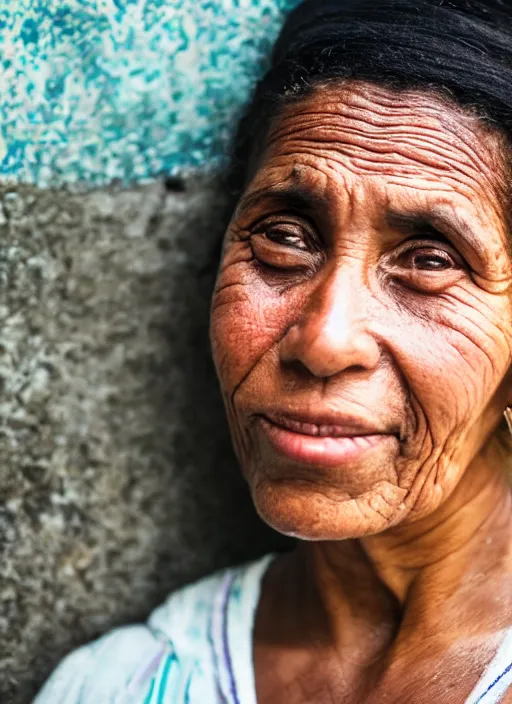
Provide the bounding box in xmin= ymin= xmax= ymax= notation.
xmin=0 ymin=0 xmax=300 ymax=188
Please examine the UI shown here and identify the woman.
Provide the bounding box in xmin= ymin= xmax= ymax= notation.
xmin=35 ymin=0 xmax=512 ymax=702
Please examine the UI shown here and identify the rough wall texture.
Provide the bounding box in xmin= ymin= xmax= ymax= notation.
xmin=1 ymin=2 xmax=301 ymax=700
xmin=0 ymin=175 xmax=288 ymax=703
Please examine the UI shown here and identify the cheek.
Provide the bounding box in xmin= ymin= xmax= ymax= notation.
xmin=374 ymin=298 xmax=509 ymax=516
xmin=210 ymin=264 xmax=290 ymax=394
xmin=386 ymin=293 xmax=509 ymax=451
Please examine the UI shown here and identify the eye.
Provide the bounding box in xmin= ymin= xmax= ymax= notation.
xmin=265 ymin=226 xmax=309 ymax=250
xmin=249 ymin=218 xmax=321 ymax=272
xmin=399 ymin=246 xmax=457 ymax=271
xmin=387 ymin=240 xmax=467 ymax=293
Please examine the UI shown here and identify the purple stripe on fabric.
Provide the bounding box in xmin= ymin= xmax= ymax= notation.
xmin=475 ymin=661 xmax=512 ymax=704
xmin=208 ymin=576 xmax=230 ymax=704
xmin=221 ymin=573 xmax=241 ymax=704
xmin=215 ymin=677 xmax=229 ymax=704
xmin=125 ymin=647 xmax=167 ymax=696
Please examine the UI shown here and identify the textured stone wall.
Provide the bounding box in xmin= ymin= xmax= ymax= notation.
xmin=0 ymin=175 xmax=288 ymax=703
xmin=0 ymin=2 xmax=302 ymax=700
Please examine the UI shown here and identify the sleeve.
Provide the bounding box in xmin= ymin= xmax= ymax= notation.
xmin=33 ymin=625 xmax=168 ymax=704
xmin=33 ymin=643 xmax=96 ymax=704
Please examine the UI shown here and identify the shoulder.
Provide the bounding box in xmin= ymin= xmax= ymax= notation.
xmin=33 ymin=566 xmax=237 ymax=704
xmin=33 ymin=623 xmax=164 ymax=703
xmin=467 ymin=630 xmax=512 ymax=704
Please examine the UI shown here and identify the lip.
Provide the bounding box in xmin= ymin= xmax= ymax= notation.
xmin=257 ymin=412 xmax=397 ymax=467
xmin=263 ymin=410 xmax=392 ymax=437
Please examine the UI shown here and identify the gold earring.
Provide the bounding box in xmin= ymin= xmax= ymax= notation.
xmin=504 ymin=407 xmax=512 ymax=436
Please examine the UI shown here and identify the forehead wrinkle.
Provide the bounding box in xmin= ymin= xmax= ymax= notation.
xmin=271 ymin=144 xmax=494 ymax=214
xmin=244 ymin=151 xmax=512 ymax=274
xmin=265 ymin=85 xmax=507 ymax=201
xmin=272 ymin=93 xmax=486 ymax=152
xmin=253 ymin=150 xmax=480 ymax=223
xmin=271 ymin=107 xmax=479 ymax=149
xmin=255 ymin=138 xmax=497 ymax=205
xmin=267 ymin=115 xmax=496 ymax=192
xmin=264 ymin=138 xmax=506 ymax=233
xmin=295 ymin=80 xmax=493 ymax=140
xmin=278 ymin=118 xmax=481 ymax=159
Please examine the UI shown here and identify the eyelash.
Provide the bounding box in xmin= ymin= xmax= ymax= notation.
xmin=252 ymin=216 xmax=317 ymax=245
xmin=393 ymin=241 xmax=461 ymax=271
xmin=247 ymin=217 xmax=467 ymax=292
xmin=255 ymin=218 xmax=454 ymax=248
xmin=264 ymin=227 xmax=309 ymax=249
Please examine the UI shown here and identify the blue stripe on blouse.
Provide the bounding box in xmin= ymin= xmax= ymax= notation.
xmin=33 ymin=555 xmax=512 ymax=704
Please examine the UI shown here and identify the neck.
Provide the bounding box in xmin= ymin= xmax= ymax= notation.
xmin=361 ymin=445 xmax=512 ymax=606
xmin=296 ymin=444 xmax=512 ymax=655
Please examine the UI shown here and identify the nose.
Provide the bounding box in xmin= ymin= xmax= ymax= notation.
xmin=279 ymin=270 xmax=381 ymax=378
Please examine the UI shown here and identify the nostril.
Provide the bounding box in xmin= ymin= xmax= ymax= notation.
xmin=279 ymin=324 xmax=302 ymax=364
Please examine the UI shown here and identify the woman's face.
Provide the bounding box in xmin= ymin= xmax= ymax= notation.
xmin=210 ymin=82 xmax=512 ymax=540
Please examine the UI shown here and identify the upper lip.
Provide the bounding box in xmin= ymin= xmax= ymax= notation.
xmin=260 ymin=410 xmax=396 ymax=438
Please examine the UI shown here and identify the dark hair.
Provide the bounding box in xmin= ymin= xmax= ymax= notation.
xmin=227 ymin=0 xmax=512 ymax=197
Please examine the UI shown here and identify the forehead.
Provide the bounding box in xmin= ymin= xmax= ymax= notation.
xmin=248 ymin=82 xmax=507 ymax=223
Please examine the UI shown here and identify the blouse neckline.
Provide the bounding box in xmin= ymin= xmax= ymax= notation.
xmin=218 ymin=553 xmax=512 ymax=704
xmin=214 ymin=553 xmax=276 ymax=704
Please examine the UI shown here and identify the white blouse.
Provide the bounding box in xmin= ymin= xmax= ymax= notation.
xmin=34 ymin=553 xmax=512 ymax=703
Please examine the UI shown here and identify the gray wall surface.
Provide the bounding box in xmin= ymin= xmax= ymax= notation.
xmin=0 ymin=175 xmax=288 ymax=703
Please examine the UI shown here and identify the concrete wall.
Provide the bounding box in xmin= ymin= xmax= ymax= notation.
xmin=1 ymin=175 xmax=289 ymax=702
xmin=0 ymin=2 xmax=302 ymax=699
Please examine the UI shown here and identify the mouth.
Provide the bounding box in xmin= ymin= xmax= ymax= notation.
xmin=257 ymin=412 xmax=398 ymax=467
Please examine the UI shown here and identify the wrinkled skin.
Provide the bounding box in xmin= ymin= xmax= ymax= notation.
xmin=210 ymin=83 xmax=512 ymax=703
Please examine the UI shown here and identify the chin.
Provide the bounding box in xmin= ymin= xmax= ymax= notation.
xmin=251 ymin=477 xmax=409 ymax=541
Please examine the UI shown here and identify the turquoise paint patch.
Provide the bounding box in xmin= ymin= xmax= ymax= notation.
xmin=0 ymin=0 xmax=301 ymax=188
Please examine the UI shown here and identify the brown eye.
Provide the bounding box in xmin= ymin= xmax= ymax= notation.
xmin=401 ymin=247 xmax=457 ymax=271
xmin=386 ymin=242 xmax=467 ymax=294
xmin=249 ymin=219 xmax=320 ymax=273
xmin=265 ymin=226 xmax=309 ymax=249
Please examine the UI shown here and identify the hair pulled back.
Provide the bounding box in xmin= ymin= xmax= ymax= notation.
xmin=229 ymin=0 xmax=512 ymax=195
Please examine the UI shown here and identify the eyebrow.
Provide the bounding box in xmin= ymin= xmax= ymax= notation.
xmin=236 ymin=184 xmax=327 ymax=217
xmin=237 ymin=187 xmax=501 ymax=262
xmin=387 ymin=212 xmax=451 ymax=241
xmin=387 ymin=207 xmax=489 ymax=262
